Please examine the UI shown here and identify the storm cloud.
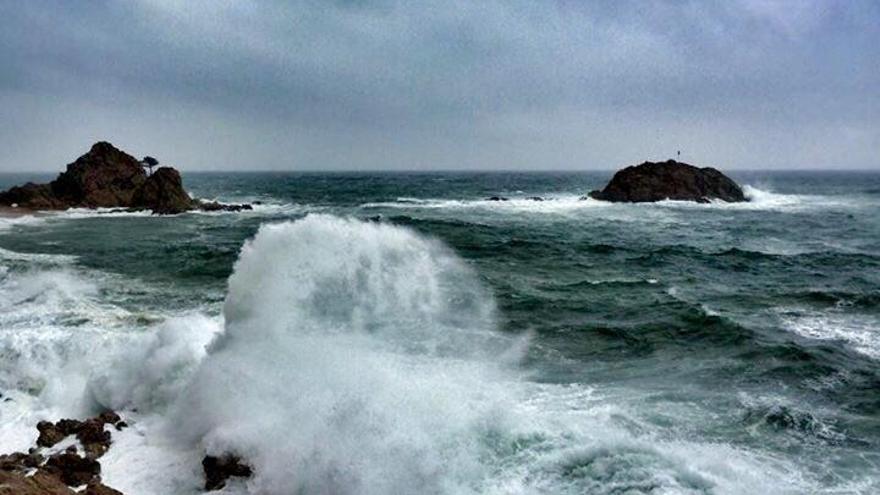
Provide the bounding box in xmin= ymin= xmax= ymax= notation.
xmin=1 ymin=0 xmax=878 ymax=171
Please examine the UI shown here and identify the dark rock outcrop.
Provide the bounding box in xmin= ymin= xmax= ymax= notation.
xmin=130 ymin=167 xmax=195 ymax=214
xmin=0 ymin=142 xmax=250 ymax=214
xmin=49 ymin=142 xmax=147 ymax=207
xmin=35 ymin=413 xmax=123 ymax=458
xmin=198 ymin=201 xmax=253 ymax=212
xmin=203 ymin=454 xmax=253 ymax=491
xmin=0 ymin=470 xmax=75 ymax=495
xmin=588 ymin=160 xmax=747 ymax=203
xmin=43 ymin=447 xmax=101 ymax=486
xmin=0 ymin=412 xmax=125 ymax=494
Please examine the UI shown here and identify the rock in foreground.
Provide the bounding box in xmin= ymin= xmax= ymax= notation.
xmin=0 ymin=142 xmax=250 ymax=214
xmin=203 ymin=454 xmax=253 ymax=491
xmin=588 ymin=160 xmax=747 ymax=203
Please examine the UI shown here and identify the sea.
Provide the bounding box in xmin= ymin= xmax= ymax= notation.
xmin=0 ymin=170 xmax=879 ymax=494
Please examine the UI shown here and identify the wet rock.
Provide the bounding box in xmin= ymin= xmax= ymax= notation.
xmin=203 ymin=454 xmax=253 ymax=491
xmin=76 ymin=419 xmax=111 ymax=459
xmin=588 ymin=160 xmax=746 ymax=203
xmin=36 ymin=421 xmax=68 ymax=448
xmin=84 ymin=483 xmax=125 ymax=495
xmin=0 ymin=470 xmax=75 ymax=495
xmin=50 ymin=142 xmax=147 ymax=208
xmin=0 ymin=183 xmax=65 ymax=209
xmin=487 ymin=196 xmax=509 ymax=201
xmin=0 ymin=450 xmax=43 ymax=472
xmin=44 ymin=450 xmax=101 ymax=486
xmin=526 ymin=196 xmax=544 ymax=201
xmin=198 ymin=201 xmax=253 ymax=212
xmin=130 ymin=167 xmax=195 ymax=214
xmin=0 ymin=141 xmax=252 ymax=216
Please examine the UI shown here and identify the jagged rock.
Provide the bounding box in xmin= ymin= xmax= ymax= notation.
xmin=487 ymin=196 xmax=508 ymax=201
xmin=0 ymin=142 xmax=252 ymax=215
xmin=198 ymin=201 xmax=253 ymax=212
xmin=76 ymin=419 xmax=111 ymax=459
xmin=96 ymin=412 xmax=121 ymax=425
xmin=35 ymin=413 xmax=120 ymax=458
xmin=43 ymin=449 xmax=101 ymax=486
xmin=0 ymin=470 xmax=75 ymax=495
xmin=36 ymin=421 xmax=69 ymax=448
xmin=526 ymin=196 xmax=544 ymax=201
xmin=84 ymin=483 xmax=124 ymax=495
xmin=0 ymin=183 xmax=65 ymax=209
xmin=131 ymin=167 xmax=195 ymax=214
xmin=588 ymin=160 xmax=747 ymax=203
xmin=0 ymin=412 xmax=125 ymax=494
xmin=0 ymin=450 xmax=44 ymax=472
xmin=203 ymin=454 xmax=253 ymax=491
xmin=50 ymin=142 xmax=147 ymax=207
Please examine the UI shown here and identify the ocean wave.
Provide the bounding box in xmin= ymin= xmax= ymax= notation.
xmin=141 ymin=215 xmax=811 ymax=494
xmin=362 ymin=194 xmax=610 ymax=213
xmin=0 ymin=213 xmax=859 ymax=494
xmin=779 ymin=311 xmax=880 ymax=360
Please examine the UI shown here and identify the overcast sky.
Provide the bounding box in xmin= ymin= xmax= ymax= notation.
xmin=1 ymin=0 xmax=877 ymax=171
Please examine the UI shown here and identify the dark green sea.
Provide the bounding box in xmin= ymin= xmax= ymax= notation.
xmin=1 ymin=171 xmax=879 ymax=494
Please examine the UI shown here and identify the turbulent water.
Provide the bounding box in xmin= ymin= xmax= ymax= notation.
xmin=1 ymin=171 xmax=879 ymax=494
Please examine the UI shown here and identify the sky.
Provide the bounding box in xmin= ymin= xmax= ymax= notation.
xmin=0 ymin=0 xmax=878 ymax=171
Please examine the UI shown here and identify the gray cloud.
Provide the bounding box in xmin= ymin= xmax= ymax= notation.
xmin=1 ymin=0 xmax=878 ymax=171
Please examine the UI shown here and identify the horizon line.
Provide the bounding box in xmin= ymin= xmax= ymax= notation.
xmin=2 ymin=167 xmax=880 ymax=175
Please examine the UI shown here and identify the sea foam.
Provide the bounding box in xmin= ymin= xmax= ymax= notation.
xmin=170 ymin=214 xmax=515 ymax=494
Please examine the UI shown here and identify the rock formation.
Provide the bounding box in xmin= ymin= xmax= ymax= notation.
xmin=202 ymin=454 xmax=253 ymax=491
xmin=0 ymin=412 xmax=125 ymax=495
xmin=0 ymin=411 xmax=253 ymax=494
xmin=588 ymin=160 xmax=747 ymax=203
xmin=0 ymin=142 xmax=250 ymax=214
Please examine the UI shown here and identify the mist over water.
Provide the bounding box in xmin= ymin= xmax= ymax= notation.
xmin=1 ymin=171 xmax=879 ymax=494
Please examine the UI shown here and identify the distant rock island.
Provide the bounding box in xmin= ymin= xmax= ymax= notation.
xmin=588 ymin=160 xmax=747 ymax=203
xmin=0 ymin=142 xmax=251 ymax=214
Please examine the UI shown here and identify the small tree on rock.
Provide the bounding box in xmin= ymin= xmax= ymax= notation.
xmin=142 ymin=156 xmax=159 ymax=176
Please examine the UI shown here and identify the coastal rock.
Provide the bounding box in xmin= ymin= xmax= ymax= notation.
xmin=203 ymin=454 xmax=253 ymax=491
xmin=0 ymin=183 xmax=65 ymax=209
xmin=0 ymin=470 xmax=75 ymax=495
xmin=131 ymin=167 xmax=194 ymax=214
xmin=50 ymin=142 xmax=147 ymax=207
xmin=0 ymin=412 xmax=125 ymax=494
xmin=0 ymin=141 xmax=252 ymax=215
xmin=36 ymin=421 xmax=70 ymax=448
xmin=84 ymin=483 xmax=124 ymax=495
xmin=588 ymin=160 xmax=746 ymax=203
xmin=198 ymin=201 xmax=254 ymax=212
xmin=43 ymin=448 xmax=101 ymax=486
xmin=0 ymin=450 xmax=44 ymax=472
xmin=75 ymin=419 xmax=112 ymax=459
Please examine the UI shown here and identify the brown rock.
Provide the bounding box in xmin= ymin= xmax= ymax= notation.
xmin=0 ymin=470 xmax=75 ymax=495
xmin=43 ymin=450 xmax=101 ymax=486
xmin=0 ymin=451 xmax=43 ymax=472
xmin=198 ymin=201 xmax=253 ymax=212
xmin=130 ymin=167 xmax=195 ymax=214
xmin=50 ymin=142 xmax=147 ymax=207
xmin=96 ymin=412 xmax=121 ymax=425
xmin=203 ymin=454 xmax=253 ymax=491
xmin=588 ymin=160 xmax=747 ymax=203
xmin=0 ymin=183 xmax=65 ymax=209
xmin=36 ymin=421 xmax=67 ymax=448
xmin=84 ymin=483 xmax=125 ymax=495
xmin=76 ymin=419 xmax=112 ymax=459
